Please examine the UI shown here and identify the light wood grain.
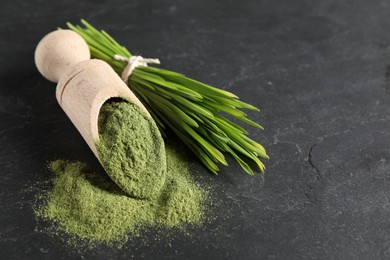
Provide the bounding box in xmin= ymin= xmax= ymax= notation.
xmin=35 ymin=30 xmax=150 ymax=158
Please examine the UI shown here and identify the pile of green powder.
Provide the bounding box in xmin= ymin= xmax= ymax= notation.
xmin=34 ymin=100 xmax=209 ymax=247
xmin=96 ymin=101 xmax=166 ymax=199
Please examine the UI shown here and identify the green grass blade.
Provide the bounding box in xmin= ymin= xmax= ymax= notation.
xmin=68 ymin=19 xmax=268 ymax=175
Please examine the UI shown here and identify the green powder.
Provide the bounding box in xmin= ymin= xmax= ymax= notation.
xmin=35 ymin=144 xmax=207 ymax=247
xmin=96 ymin=100 xmax=166 ymax=199
xmin=34 ymin=100 xmax=209 ymax=247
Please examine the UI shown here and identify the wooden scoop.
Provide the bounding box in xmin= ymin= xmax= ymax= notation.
xmin=34 ymin=30 xmax=150 ymax=158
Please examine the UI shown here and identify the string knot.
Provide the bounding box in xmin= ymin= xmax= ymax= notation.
xmin=114 ymin=54 xmax=160 ymax=82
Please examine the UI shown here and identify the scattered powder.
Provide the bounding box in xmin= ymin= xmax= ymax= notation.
xmin=96 ymin=100 xmax=166 ymax=199
xmin=34 ymin=100 xmax=209 ymax=248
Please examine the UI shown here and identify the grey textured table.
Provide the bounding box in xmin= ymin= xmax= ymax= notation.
xmin=1 ymin=0 xmax=390 ymax=259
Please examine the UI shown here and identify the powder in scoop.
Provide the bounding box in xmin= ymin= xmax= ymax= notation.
xmin=96 ymin=100 xmax=166 ymax=199
xmin=34 ymin=143 xmax=208 ymax=247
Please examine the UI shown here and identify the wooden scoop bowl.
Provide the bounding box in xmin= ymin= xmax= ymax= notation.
xmin=34 ymin=30 xmax=150 ymax=158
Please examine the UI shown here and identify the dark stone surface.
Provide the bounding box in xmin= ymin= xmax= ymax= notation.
xmin=1 ymin=0 xmax=390 ymax=259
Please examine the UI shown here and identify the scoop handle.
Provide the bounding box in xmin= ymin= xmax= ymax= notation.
xmin=34 ymin=30 xmax=90 ymax=83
